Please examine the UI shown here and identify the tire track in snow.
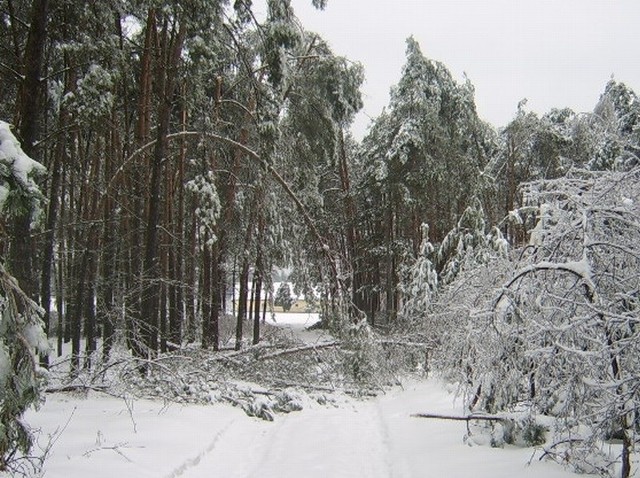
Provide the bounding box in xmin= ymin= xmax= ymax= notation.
xmin=164 ymin=418 xmax=236 ymax=478
xmin=240 ymin=402 xmax=391 ymax=478
xmin=243 ymin=414 xmax=288 ymax=478
xmin=374 ymin=398 xmax=411 ymax=478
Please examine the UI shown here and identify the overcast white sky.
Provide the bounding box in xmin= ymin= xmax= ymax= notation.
xmin=288 ymin=0 xmax=640 ymax=139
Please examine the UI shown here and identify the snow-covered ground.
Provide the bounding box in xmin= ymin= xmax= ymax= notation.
xmin=23 ymin=314 xmax=580 ymax=478
xmin=264 ymin=311 xmax=329 ymax=345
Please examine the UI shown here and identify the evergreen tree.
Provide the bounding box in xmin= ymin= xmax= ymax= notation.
xmin=0 ymin=121 xmax=48 ymax=472
xmin=357 ymin=37 xmax=493 ymax=322
xmin=400 ymin=224 xmax=437 ymax=321
xmin=590 ymin=80 xmax=640 ymax=171
xmin=274 ymin=282 xmax=294 ymax=312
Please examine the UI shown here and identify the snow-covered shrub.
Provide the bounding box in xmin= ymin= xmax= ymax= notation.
xmin=503 ymin=416 xmax=547 ymax=447
xmin=400 ymin=223 xmax=437 ymax=321
xmin=0 ymin=122 xmax=45 ymax=219
xmin=242 ymin=389 xmax=304 ymax=421
xmin=0 ymin=122 xmax=47 ymax=473
xmin=435 ymin=168 xmax=640 ymax=477
xmin=0 ymin=268 xmax=49 ymax=468
xmin=63 ymin=64 xmax=114 ymax=124
xmin=467 ymin=415 xmax=547 ymax=449
xmin=436 ymin=198 xmax=508 ymax=285
xmin=342 ymin=319 xmax=382 ymax=385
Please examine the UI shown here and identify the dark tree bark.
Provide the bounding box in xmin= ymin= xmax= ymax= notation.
xmin=252 ymin=266 xmax=262 ymax=346
xmin=337 ymin=129 xmax=363 ymax=320
xmin=184 ymin=209 xmax=197 ymax=343
xmin=202 ymin=241 xmax=222 ymax=351
xmin=101 ymin=121 xmax=119 ymax=363
xmin=10 ymin=0 xmax=49 ymax=299
xmin=39 ymin=103 xmax=64 ymax=366
xmin=235 ymin=259 xmax=250 ymax=350
xmin=211 ymin=250 xmax=222 ymax=351
xmin=138 ymin=14 xmax=186 ymax=357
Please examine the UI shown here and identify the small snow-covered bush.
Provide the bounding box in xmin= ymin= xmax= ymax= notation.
xmin=503 ymin=416 xmax=547 ymax=447
xmin=342 ymin=319 xmax=382 ymax=385
xmin=242 ymin=389 xmax=304 ymax=421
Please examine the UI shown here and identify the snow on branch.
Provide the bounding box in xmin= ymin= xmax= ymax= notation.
xmin=411 ymin=412 xmax=506 ymax=422
xmin=495 ymin=258 xmax=597 ymax=308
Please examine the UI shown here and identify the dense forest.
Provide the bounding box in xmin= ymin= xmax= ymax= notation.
xmin=1 ymin=1 xmax=640 ymax=477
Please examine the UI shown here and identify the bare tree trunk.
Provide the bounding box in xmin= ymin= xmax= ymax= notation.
xmin=185 ymin=210 xmax=197 ymax=343
xmin=167 ymin=99 xmax=188 ymax=347
xmin=202 ymin=240 xmax=221 ymax=350
xmin=337 ymin=129 xmax=362 ymax=321
xmin=211 ymin=248 xmax=221 ymax=351
xmin=70 ymin=248 xmax=89 ymax=376
xmin=252 ymin=267 xmax=262 ymax=346
xmin=101 ymin=119 xmax=119 ymax=363
xmin=159 ymin=281 xmax=168 ymax=353
xmin=39 ymin=112 xmax=64 ymax=367
xmin=235 ymin=197 xmax=258 ymax=350
xmin=235 ymin=260 xmax=250 ymax=350
xmin=10 ymin=0 xmax=49 ymax=299
xmin=83 ymin=138 xmax=102 ymax=370
xmin=262 ymin=288 xmax=268 ymax=324
xmin=56 ymin=160 xmax=68 ymax=356
xmin=126 ymin=7 xmax=155 ymax=359
xmin=139 ymin=15 xmax=186 ymax=358
xmin=252 ymin=203 xmax=266 ymax=345
xmin=384 ymin=203 xmax=396 ymax=323
xmin=621 ymin=430 xmax=631 ymax=478
xmin=201 ymin=237 xmax=212 ymax=349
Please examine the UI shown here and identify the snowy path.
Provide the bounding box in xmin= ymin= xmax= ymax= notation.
xmin=24 ymin=314 xmax=578 ymax=477
xmin=27 ymin=380 xmax=578 ymax=478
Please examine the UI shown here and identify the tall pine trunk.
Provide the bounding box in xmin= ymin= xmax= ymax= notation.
xmin=138 ymin=15 xmax=185 ymax=358
xmin=10 ymin=0 xmax=49 ymax=299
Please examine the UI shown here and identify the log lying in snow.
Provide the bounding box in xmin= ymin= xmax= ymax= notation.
xmin=259 ymin=341 xmax=341 ymax=360
xmin=45 ymin=384 xmax=108 ymax=393
xmin=378 ymin=339 xmax=435 ymax=348
xmin=411 ymin=412 xmax=507 ymax=422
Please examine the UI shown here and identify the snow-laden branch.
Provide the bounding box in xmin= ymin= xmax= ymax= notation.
xmin=259 ymin=341 xmax=340 ymax=360
xmin=110 ymin=130 xmax=341 ymax=286
xmin=495 ymin=257 xmax=597 ymax=308
xmin=585 ymin=241 xmax=640 ymax=259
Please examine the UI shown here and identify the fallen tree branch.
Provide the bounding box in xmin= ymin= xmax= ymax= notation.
xmin=411 ymin=412 xmax=506 ymax=422
xmin=45 ymin=384 xmax=108 ymax=394
xmin=272 ymin=380 xmax=377 ymax=397
xmin=113 ymin=130 xmax=343 ymax=293
xmin=538 ymin=438 xmax=585 ymax=462
xmin=378 ymin=340 xmax=434 ymax=348
xmin=259 ymin=341 xmax=341 ymax=360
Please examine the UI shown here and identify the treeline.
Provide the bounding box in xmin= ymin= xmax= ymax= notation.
xmin=2 ymin=0 xmax=640 ymax=372
xmin=356 ymin=38 xmax=640 ymax=325
xmin=1 ymin=0 xmax=364 ymax=372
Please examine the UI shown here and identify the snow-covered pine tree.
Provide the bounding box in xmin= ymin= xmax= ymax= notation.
xmin=357 ymin=36 xmax=493 ymax=323
xmin=0 ymin=121 xmax=48 ymax=473
xmin=436 ymin=197 xmax=508 ymax=284
xmin=590 ymin=80 xmax=640 ymax=171
xmin=400 ymin=224 xmax=437 ymax=321
xmin=274 ymin=282 xmax=294 ymax=312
